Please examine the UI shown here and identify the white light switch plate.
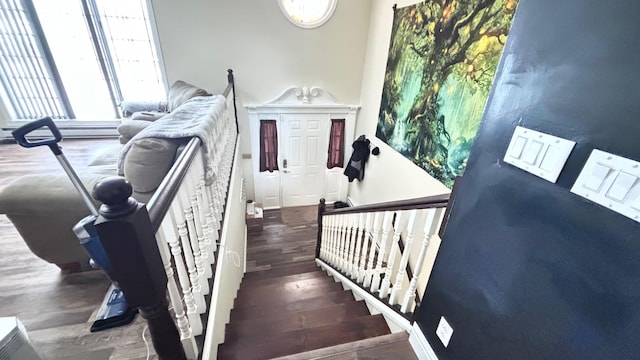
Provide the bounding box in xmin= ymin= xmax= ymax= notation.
xmin=571 ymin=149 xmax=640 ymax=223
xmin=504 ymin=126 xmax=576 ymax=183
xmin=436 ymin=316 xmax=453 ymax=348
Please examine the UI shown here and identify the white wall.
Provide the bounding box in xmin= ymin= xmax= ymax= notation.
xmin=348 ymin=0 xmax=450 ymax=206
xmin=150 ymin=0 xmax=372 ymax=200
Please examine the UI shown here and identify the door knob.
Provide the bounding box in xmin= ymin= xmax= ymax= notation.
xmin=283 ymin=159 xmax=288 ymax=168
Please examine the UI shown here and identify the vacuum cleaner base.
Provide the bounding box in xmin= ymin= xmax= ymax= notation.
xmin=90 ymin=284 xmax=138 ymax=332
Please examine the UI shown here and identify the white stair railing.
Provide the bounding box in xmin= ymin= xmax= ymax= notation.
xmin=317 ymin=195 xmax=449 ymax=317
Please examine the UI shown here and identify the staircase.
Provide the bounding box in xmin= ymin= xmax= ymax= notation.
xmin=217 ymin=207 xmax=391 ymax=359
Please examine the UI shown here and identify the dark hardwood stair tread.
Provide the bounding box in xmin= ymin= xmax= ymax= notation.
xmin=240 ymin=269 xmax=328 ymax=288
xmin=243 ymin=262 xmax=320 ymax=280
xmin=230 ymin=290 xmax=356 ymax=322
xmin=271 ymin=332 xmax=417 ymax=360
xmin=233 ymin=279 xmax=344 ymax=308
xmin=237 ymin=273 xmax=337 ymax=296
xmin=218 ymin=314 xmax=390 ymax=360
xmin=224 ymin=300 xmax=370 ymax=340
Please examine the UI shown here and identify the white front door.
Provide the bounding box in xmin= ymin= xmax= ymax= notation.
xmin=280 ymin=114 xmax=329 ymax=207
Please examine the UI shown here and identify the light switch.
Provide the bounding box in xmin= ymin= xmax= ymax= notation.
xmin=630 ymin=196 xmax=640 ymax=211
xmin=571 ymin=149 xmax=640 ymax=224
xmin=606 ymin=172 xmax=637 ymax=202
xmin=503 ymin=126 xmax=576 ymax=183
xmin=539 ymin=146 xmax=561 ymax=172
xmin=583 ymin=163 xmax=612 ymax=192
xmin=509 ymin=136 xmax=528 ymax=159
xmin=522 ymin=141 xmax=544 ymax=165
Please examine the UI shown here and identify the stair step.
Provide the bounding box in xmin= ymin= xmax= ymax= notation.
xmin=243 ymin=261 xmax=319 ymax=280
xmin=224 ymin=300 xmax=370 ymax=341
xmin=218 ymin=314 xmax=390 ymax=360
xmin=233 ymin=277 xmax=344 ymax=308
xmin=271 ymin=332 xmax=417 ymax=360
xmin=230 ymin=290 xmax=356 ymax=322
xmin=238 ymin=272 xmax=337 ymax=295
xmin=240 ymin=269 xmax=327 ymax=288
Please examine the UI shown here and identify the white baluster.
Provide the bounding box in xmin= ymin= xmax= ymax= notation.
xmin=330 ymin=215 xmax=338 ymax=264
xmin=321 ymin=216 xmax=329 ymax=260
xmin=186 ymin=170 xmax=212 ymax=286
xmin=156 ymin=225 xmax=198 ymax=360
xmin=401 ymin=208 xmax=444 ymax=312
xmin=338 ymin=215 xmax=348 ymax=271
xmin=358 ymin=213 xmax=374 ymax=283
xmin=346 ymin=214 xmax=357 ymax=277
xmin=193 ymin=153 xmax=214 ymax=268
xmin=178 ymin=189 xmax=207 ymax=306
xmin=371 ymin=211 xmax=394 ymax=293
xmin=351 ymin=213 xmax=365 ymax=280
xmin=380 ymin=211 xmax=404 ymax=299
xmin=165 ymin=207 xmax=203 ymax=335
xmin=363 ymin=212 xmax=383 ymax=288
xmin=389 ymin=209 xmax=418 ymax=305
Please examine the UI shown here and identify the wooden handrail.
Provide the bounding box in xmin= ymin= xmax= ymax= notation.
xmin=146 ymin=69 xmax=237 ymax=233
xmin=147 ymin=137 xmax=201 ymax=233
xmin=322 ymin=193 xmax=450 ymax=216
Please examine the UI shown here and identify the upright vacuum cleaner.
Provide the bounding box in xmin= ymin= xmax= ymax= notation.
xmin=12 ymin=117 xmax=137 ymax=332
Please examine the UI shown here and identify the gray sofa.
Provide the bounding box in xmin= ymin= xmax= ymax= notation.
xmin=0 ymin=80 xmax=210 ymax=271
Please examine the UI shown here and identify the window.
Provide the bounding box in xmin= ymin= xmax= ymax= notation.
xmin=259 ymin=120 xmax=279 ymax=172
xmin=0 ymin=0 xmax=165 ymax=120
xmin=278 ymin=0 xmax=337 ymax=29
xmin=327 ymin=118 xmax=345 ymax=169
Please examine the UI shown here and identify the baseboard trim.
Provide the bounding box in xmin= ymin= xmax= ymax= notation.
xmin=409 ymin=322 xmax=439 ymax=360
xmin=346 ymin=196 xmax=357 ymax=207
xmin=315 ymin=258 xmax=412 ymax=333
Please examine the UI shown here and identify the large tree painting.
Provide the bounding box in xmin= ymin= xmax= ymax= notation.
xmin=376 ymin=0 xmax=518 ymax=188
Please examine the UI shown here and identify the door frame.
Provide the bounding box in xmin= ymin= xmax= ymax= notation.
xmin=246 ymin=86 xmax=359 ymax=209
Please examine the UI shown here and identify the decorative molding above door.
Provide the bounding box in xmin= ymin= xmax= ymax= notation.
xmin=246 ymin=86 xmax=359 ymax=113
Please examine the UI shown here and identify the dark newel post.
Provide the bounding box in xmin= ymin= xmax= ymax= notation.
xmin=316 ymin=198 xmax=326 ymax=258
xmin=227 ymin=68 xmax=239 ymax=134
xmin=92 ymin=177 xmax=186 ymax=360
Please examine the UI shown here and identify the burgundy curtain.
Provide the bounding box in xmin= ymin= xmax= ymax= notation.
xmin=327 ymin=119 xmax=345 ymax=169
xmin=259 ymin=120 xmax=279 ymax=172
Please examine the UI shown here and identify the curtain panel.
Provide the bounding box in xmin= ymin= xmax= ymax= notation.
xmin=259 ymin=119 xmax=279 ymax=172
xmin=327 ymin=118 xmax=345 ymax=169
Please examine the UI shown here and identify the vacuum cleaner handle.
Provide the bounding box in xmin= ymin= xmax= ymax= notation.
xmin=12 ymin=117 xmax=99 ymax=216
xmin=12 ymin=117 xmax=64 ymax=155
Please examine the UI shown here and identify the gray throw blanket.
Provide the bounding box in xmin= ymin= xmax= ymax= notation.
xmin=118 ymin=95 xmax=227 ymax=185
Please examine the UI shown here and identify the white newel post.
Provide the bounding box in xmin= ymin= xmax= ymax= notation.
xmin=389 ymin=209 xmax=418 ymax=306
xmin=371 ymin=211 xmax=393 ymax=293
xmin=380 ymin=211 xmax=403 ymax=299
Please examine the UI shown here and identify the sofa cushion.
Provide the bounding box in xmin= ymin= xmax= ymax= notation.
xmin=124 ymin=138 xmax=181 ymax=194
xmin=117 ymin=119 xmax=152 ymax=140
xmin=131 ymin=111 xmax=166 ymax=121
xmin=167 ymin=80 xmax=210 ymax=112
xmin=88 ymin=143 xmax=123 ymax=167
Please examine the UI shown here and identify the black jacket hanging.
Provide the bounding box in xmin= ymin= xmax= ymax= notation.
xmin=344 ymin=135 xmax=371 ymax=182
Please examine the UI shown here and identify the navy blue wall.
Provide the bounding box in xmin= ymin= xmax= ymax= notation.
xmin=415 ymin=0 xmax=640 ymax=359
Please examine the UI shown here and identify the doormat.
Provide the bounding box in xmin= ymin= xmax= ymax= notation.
xmin=280 ymin=206 xmax=318 ymax=226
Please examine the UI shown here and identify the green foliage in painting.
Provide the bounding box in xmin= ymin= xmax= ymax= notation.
xmin=376 ymin=0 xmax=518 ymax=188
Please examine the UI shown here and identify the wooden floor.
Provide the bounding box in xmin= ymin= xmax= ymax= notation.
xmin=218 ymin=208 xmax=416 ymax=360
xmin=0 ymin=138 xmax=156 ymax=360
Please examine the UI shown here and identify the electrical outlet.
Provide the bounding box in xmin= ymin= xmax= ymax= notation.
xmin=436 ymin=316 xmax=454 ymax=347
